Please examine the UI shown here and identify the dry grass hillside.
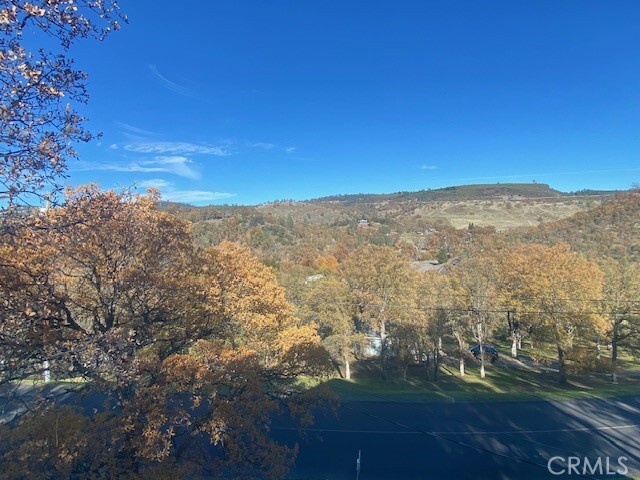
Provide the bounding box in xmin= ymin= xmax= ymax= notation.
xmin=256 ymin=196 xmax=608 ymax=231
xmin=162 ymin=184 xmax=617 ymax=235
xmin=412 ymin=197 xmax=606 ymax=230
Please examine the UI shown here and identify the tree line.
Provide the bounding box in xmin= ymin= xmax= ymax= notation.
xmin=297 ymin=242 xmax=639 ymax=386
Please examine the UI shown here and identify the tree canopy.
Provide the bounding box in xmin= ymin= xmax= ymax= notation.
xmin=0 ymin=187 xmax=333 ymax=478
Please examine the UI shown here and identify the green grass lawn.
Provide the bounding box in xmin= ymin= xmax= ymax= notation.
xmin=14 ymin=376 xmax=87 ymax=386
xmin=312 ymin=358 xmax=640 ymax=403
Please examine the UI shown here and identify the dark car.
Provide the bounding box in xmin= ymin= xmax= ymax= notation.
xmin=470 ymin=344 xmax=499 ymax=363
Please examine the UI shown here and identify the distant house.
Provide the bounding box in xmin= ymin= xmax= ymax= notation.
xmin=357 ymin=219 xmax=369 ymax=228
xmin=363 ymin=334 xmax=382 ymax=357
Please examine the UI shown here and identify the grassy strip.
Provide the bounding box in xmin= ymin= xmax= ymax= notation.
xmin=11 ymin=377 xmax=87 ymax=386
xmin=307 ymin=363 xmax=640 ymax=403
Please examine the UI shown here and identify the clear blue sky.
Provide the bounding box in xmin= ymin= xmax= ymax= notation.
xmin=66 ymin=0 xmax=640 ymax=205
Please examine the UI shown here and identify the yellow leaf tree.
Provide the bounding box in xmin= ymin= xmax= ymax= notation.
xmin=340 ymin=245 xmax=417 ymax=379
xmin=0 ymin=187 xmax=333 ymax=478
xmin=301 ymin=275 xmax=367 ymax=379
xmin=449 ymin=255 xmax=500 ymax=379
xmin=601 ymin=260 xmax=640 ymax=383
xmin=499 ymin=244 xmax=605 ymax=384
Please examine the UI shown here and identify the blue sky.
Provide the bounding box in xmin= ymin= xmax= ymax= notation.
xmin=65 ymin=0 xmax=640 ymax=205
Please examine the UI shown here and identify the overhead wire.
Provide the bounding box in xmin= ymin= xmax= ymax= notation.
xmin=301 ymin=299 xmax=640 ymax=317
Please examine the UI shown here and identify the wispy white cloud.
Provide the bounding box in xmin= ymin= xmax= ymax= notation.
xmin=148 ymin=64 xmax=191 ymax=96
xmin=160 ymin=190 xmax=236 ymax=203
xmin=145 ymin=156 xmax=201 ymax=179
xmin=110 ymin=141 xmax=231 ymax=157
xmin=114 ymin=121 xmax=159 ymax=138
xmin=137 ymin=178 xmax=173 ymax=189
xmin=420 ymin=164 xmax=438 ymax=170
xmin=80 ymin=156 xmax=201 ymax=180
xmin=250 ymin=142 xmax=276 ymax=150
xmin=133 ymin=178 xmax=236 ymax=204
xmin=247 ymin=142 xmax=297 ymax=154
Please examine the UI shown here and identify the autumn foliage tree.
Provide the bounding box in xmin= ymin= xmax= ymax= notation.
xmin=601 ymin=260 xmax=640 ymax=383
xmin=412 ymin=271 xmax=452 ymax=381
xmin=449 ymin=256 xmax=500 ymax=379
xmin=0 ymin=185 xmax=200 ymax=385
xmin=301 ymin=275 xmax=367 ymax=379
xmin=0 ymin=186 xmax=332 ymax=478
xmin=340 ymin=246 xmax=417 ymax=379
xmin=499 ymin=243 xmax=605 ymax=384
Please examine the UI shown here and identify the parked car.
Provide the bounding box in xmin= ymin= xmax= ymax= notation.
xmin=469 ymin=344 xmax=499 ymax=363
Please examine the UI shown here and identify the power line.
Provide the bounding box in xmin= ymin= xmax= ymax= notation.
xmin=303 ymin=300 xmax=640 ymax=317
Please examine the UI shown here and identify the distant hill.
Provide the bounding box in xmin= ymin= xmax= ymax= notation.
xmin=158 ymin=183 xmax=620 ymax=232
xmin=308 ymin=183 xmax=616 ymax=205
xmin=155 ymin=184 xmax=638 ymax=266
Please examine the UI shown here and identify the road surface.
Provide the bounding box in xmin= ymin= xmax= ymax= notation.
xmin=272 ymin=396 xmax=640 ymax=480
xmin=3 ymin=384 xmax=639 ymax=479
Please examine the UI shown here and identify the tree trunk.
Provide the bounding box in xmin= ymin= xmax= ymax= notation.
xmin=380 ymin=320 xmax=388 ymax=380
xmin=596 ymin=335 xmax=601 ymax=359
xmin=43 ymin=360 xmax=51 ymax=383
xmin=433 ymin=349 xmax=439 ymax=382
xmin=552 ymin=323 xmax=568 ymax=385
xmin=331 ymin=359 xmax=344 ymax=378
xmin=557 ymin=344 xmax=567 ymax=385
xmin=479 ymin=332 xmax=486 ymax=379
xmin=345 ymin=355 xmax=351 ymax=380
xmin=424 ymin=348 xmax=431 ymax=380
xmin=454 ymin=333 xmax=465 ymax=376
xmin=611 ymin=325 xmax=618 ymax=384
xmin=508 ymin=311 xmax=518 ymax=358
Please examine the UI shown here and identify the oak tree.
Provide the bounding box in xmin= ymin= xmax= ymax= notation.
xmin=340 ymin=246 xmax=417 ymax=379
xmin=0 ymin=187 xmax=333 ymax=478
xmin=450 ymin=256 xmax=499 ymax=379
xmin=301 ymin=275 xmax=366 ymax=379
xmin=499 ymin=244 xmax=605 ymax=384
xmin=601 ymin=260 xmax=640 ymax=383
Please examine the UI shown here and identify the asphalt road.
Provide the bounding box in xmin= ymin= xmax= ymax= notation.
xmin=3 ymin=384 xmax=639 ymax=479
xmin=272 ymin=396 xmax=640 ymax=480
